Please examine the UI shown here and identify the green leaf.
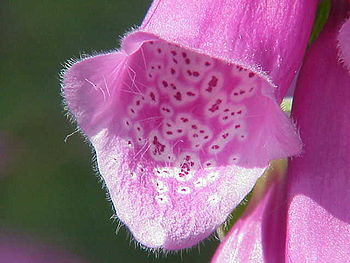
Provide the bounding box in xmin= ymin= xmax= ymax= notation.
xmin=309 ymin=0 xmax=331 ymax=45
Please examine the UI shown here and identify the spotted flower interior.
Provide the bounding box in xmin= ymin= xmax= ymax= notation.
xmin=63 ymin=35 xmax=301 ymax=250
xmin=123 ymin=40 xmax=267 ymax=166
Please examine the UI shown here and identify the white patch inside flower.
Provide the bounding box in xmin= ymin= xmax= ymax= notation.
xmin=146 ymin=61 xmax=164 ymax=81
xmin=231 ymin=86 xmax=256 ymax=102
xmin=130 ymin=171 xmax=137 ymax=180
xmin=229 ymin=154 xmax=240 ymax=164
xmin=218 ymin=104 xmax=246 ymax=125
xmin=169 ymin=88 xmax=198 ymax=106
xmin=154 ymin=179 xmax=169 ymax=193
xmin=127 ymin=105 xmax=138 ymax=118
xmin=122 ymin=117 xmax=132 ymax=130
xmin=124 ymin=137 xmax=134 ymax=149
xmin=206 ymin=170 xmax=220 ymax=182
xmin=162 ymin=119 xmax=185 ymax=140
xmin=155 ymin=194 xmax=168 ymax=204
xmin=148 ymin=131 xmax=174 ymax=162
xmin=154 ymin=167 xmax=172 ymax=178
xmin=132 ymin=94 xmax=145 ymax=110
xmin=201 ymin=71 xmax=224 ymax=98
xmin=204 ymin=93 xmax=226 ymax=118
xmin=165 ymin=64 xmax=180 ymax=78
xmin=207 ymin=194 xmax=220 ymax=205
xmin=237 ymin=131 xmax=248 ymax=142
xmin=160 ymin=103 xmax=174 ymax=117
xmin=193 ymin=177 xmax=207 ymax=188
xmin=188 ymin=121 xmax=213 ymax=151
xmin=203 ymin=159 xmax=216 ymax=168
xmin=134 ymin=122 xmax=144 ymax=146
xmin=175 ymin=113 xmax=192 ymax=129
xmin=176 ymin=152 xmax=200 ymax=175
xmin=218 ymin=127 xmax=236 ymax=142
xmin=133 ymin=122 xmax=143 ymax=135
xmin=174 ymin=170 xmax=195 ymax=182
xmin=208 ymin=141 xmax=224 ymax=154
xmin=145 ymin=87 xmax=159 ymax=106
xmin=177 ymin=186 xmax=192 ymax=195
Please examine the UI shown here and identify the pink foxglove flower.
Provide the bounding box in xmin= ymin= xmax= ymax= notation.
xmin=211 ymin=1 xmax=350 ymax=261
xmin=212 ymin=161 xmax=288 ymax=263
xmin=62 ymin=0 xmax=317 ymax=250
xmin=286 ymin=2 xmax=350 ymax=261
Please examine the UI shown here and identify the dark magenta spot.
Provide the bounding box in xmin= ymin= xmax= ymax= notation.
xmin=162 ymin=81 xmax=169 ymax=87
xmin=152 ymin=136 xmax=166 ymax=155
xmin=174 ymin=92 xmax=182 ymax=101
xmin=150 ymin=92 xmax=156 ymax=102
xmin=208 ymin=76 xmax=218 ymax=87
xmin=208 ymin=99 xmax=222 ymax=112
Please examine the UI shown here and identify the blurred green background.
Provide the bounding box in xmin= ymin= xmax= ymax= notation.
xmin=1 ymin=1 xmax=219 ymax=262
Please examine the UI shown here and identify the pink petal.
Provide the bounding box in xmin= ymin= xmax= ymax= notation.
xmin=211 ymin=162 xmax=287 ymax=263
xmin=63 ymin=52 xmax=127 ymax=137
xmin=141 ymin=0 xmax=318 ymax=101
xmin=338 ymin=17 xmax=350 ymax=72
xmin=62 ymin=0 xmax=318 ymax=250
xmin=286 ymin=3 xmax=350 ymax=261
